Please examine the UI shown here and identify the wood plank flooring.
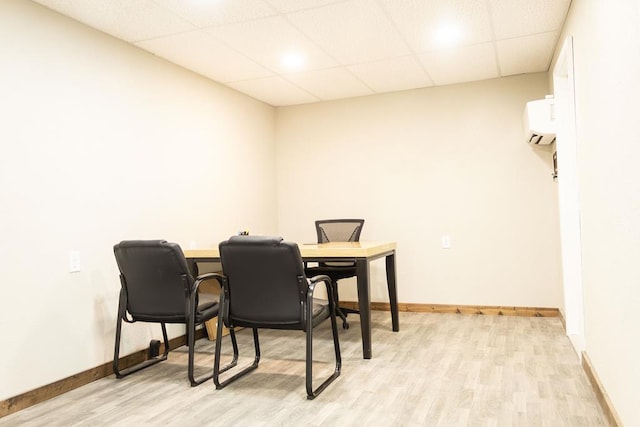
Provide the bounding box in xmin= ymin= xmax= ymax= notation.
xmin=0 ymin=311 xmax=607 ymax=426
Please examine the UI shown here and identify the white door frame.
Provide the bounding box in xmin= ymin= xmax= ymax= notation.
xmin=553 ymin=36 xmax=585 ymax=356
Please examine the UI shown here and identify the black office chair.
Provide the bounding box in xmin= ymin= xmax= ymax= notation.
xmin=213 ymin=236 xmax=341 ymax=400
xmin=304 ymin=219 xmax=364 ymax=329
xmin=112 ymin=240 xmax=238 ymax=386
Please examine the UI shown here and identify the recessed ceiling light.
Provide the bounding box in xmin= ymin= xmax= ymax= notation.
xmin=433 ymin=24 xmax=462 ymax=47
xmin=281 ymin=52 xmax=306 ymax=72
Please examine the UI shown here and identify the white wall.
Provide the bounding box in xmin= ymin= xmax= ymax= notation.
xmin=0 ymin=0 xmax=277 ymax=400
xmin=276 ymin=74 xmax=563 ymax=308
xmin=551 ymin=0 xmax=640 ymax=424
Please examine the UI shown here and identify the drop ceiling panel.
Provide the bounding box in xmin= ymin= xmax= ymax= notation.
xmin=35 ymin=0 xmax=195 ymax=42
xmin=135 ymin=31 xmax=273 ymax=83
xmin=378 ymin=0 xmax=493 ymax=52
xmin=228 ymin=76 xmax=319 ymax=106
xmin=419 ymin=43 xmax=498 ymax=86
xmin=347 ymin=56 xmax=434 ymax=93
xmin=489 ymin=0 xmax=572 ymax=39
xmin=497 ymin=32 xmax=559 ymax=76
xmin=288 ymin=0 xmax=411 ymax=64
xmin=265 ymin=0 xmax=347 ymax=13
xmin=207 ymin=16 xmax=338 ymax=74
xmin=152 ymin=0 xmax=277 ymax=28
xmin=286 ymin=67 xmax=373 ymax=100
xmin=30 ymin=0 xmax=572 ymax=106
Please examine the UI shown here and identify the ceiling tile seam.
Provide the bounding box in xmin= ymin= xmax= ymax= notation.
xmin=197 ymin=17 xmax=308 ymax=79
xmin=146 ymin=0 xmax=201 ymax=33
xmin=281 ymin=0 xmax=377 ymax=95
xmin=131 ymin=28 xmax=277 ymax=84
xmin=338 ymin=52 xmax=427 ymax=68
xmin=413 ymin=56 xmax=436 ymax=88
xmin=256 ymin=0 xmax=280 ymax=16
xmin=147 ymin=0 xmax=358 ymax=37
xmin=373 ymin=0 xmax=417 ymax=55
xmin=159 ymin=9 xmax=366 ymax=85
xmin=115 ymin=1 xmax=198 ymax=43
xmin=484 ymin=0 xmax=503 ymax=78
xmin=273 ymin=11 xmax=377 ymax=93
xmin=31 ymin=2 xmax=193 ymax=46
xmin=490 ymin=33 xmax=566 ymax=75
xmin=275 ymin=2 xmax=410 ymax=93
xmin=276 ymin=12 xmax=345 ymax=70
xmin=279 ymin=0 xmax=425 ymax=70
xmin=373 ymin=0 xmax=435 ymax=86
xmin=224 ymin=61 xmax=376 ymax=92
xmin=264 ymin=0 xmax=352 ymax=15
xmin=339 ymin=65 xmax=377 ymax=94
xmin=225 ymin=51 xmax=441 ymax=85
xmin=130 ymin=27 xmax=204 ymax=44
xmin=495 ymin=30 xmax=566 ymax=43
xmin=342 ymin=53 xmax=436 ymax=89
xmin=273 ymin=73 xmax=323 ymax=103
xmin=146 ymin=0 xmax=282 ymax=32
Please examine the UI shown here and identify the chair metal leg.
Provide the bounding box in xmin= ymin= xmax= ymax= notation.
xmin=187 ymin=319 xmax=211 ymax=386
xmin=113 ymin=292 xmax=127 ymax=377
xmin=305 ymin=295 xmax=342 ymax=400
xmin=113 ymin=321 xmax=169 ymax=378
xmin=214 ymin=327 xmax=260 ymax=389
xmin=113 ymin=287 xmax=169 ymax=378
xmin=189 ymin=318 xmax=240 ymax=387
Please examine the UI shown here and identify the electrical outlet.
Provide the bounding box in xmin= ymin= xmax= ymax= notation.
xmin=441 ymin=235 xmax=451 ymax=249
xmin=69 ymin=251 xmax=81 ymax=273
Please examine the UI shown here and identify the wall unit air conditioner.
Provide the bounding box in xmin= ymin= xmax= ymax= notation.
xmin=523 ymin=97 xmax=556 ymax=145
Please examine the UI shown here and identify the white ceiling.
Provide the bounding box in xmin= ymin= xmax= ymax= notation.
xmin=31 ymin=0 xmax=571 ymax=107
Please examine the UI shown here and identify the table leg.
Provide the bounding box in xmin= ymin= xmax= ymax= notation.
xmin=356 ymin=258 xmax=372 ymax=359
xmin=386 ymin=252 xmax=399 ymax=332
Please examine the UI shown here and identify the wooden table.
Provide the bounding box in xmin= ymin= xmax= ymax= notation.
xmin=184 ymin=241 xmax=399 ymax=359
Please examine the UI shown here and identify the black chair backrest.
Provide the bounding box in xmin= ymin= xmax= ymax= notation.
xmin=218 ymin=236 xmax=306 ymax=328
xmin=113 ymin=240 xmax=193 ymax=319
xmin=316 ymin=219 xmax=364 ymax=243
xmin=315 ymin=219 xmax=364 ymax=268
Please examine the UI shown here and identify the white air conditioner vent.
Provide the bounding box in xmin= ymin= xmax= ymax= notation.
xmin=524 ymin=97 xmax=556 ymax=145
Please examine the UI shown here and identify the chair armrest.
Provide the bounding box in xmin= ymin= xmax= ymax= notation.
xmin=192 ymin=272 xmax=226 ymax=293
xmin=307 ymin=274 xmax=334 ymax=303
xmin=187 ymin=272 xmax=227 ymax=323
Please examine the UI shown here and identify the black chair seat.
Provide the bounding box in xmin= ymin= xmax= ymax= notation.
xmin=230 ymin=299 xmax=330 ymax=330
xmin=129 ymin=301 xmax=219 ymax=324
xmin=306 ymin=265 xmax=357 ymax=281
xmin=195 ymin=301 xmax=220 ymax=322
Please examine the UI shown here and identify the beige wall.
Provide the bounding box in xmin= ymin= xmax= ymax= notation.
xmin=0 ymin=0 xmax=277 ymax=400
xmin=551 ymin=0 xmax=640 ymax=424
xmin=275 ymin=74 xmax=563 ymax=308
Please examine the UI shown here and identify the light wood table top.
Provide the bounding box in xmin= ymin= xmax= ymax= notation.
xmin=184 ymin=241 xmax=396 ymax=260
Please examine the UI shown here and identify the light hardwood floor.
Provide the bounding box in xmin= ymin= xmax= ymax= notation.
xmin=0 ymin=311 xmax=607 ymax=426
